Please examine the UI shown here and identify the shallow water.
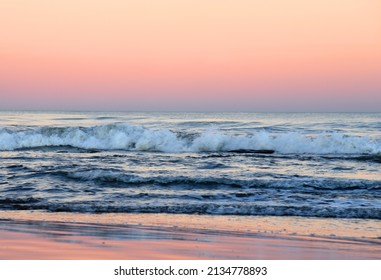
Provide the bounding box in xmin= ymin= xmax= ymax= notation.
xmin=0 ymin=112 xmax=380 ymax=219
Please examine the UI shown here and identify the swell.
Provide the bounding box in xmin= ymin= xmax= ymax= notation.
xmin=1 ymin=123 xmax=380 ymax=154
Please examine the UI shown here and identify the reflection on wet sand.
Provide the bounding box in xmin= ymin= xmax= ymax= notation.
xmin=1 ymin=213 xmax=380 ymax=260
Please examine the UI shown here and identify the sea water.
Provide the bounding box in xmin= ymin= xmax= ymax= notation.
xmin=0 ymin=111 xmax=380 ymax=219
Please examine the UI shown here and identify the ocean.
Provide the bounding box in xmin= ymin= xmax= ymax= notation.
xmin=0 ymin=111 xmax=380 ymax=219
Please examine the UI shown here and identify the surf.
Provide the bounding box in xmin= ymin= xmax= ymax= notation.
xmin=0 ymin=123 xmax=380 ymax=155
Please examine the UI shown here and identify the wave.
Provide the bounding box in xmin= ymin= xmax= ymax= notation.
xmin=57 ymin=169 xmax=381 ymax=192
xmin=2 ymin=196 xmax=380 ymax=219
xmin=2 ymin=168 xmax=380 ymax=219
xmin=1 ymin=123 xmax=380 ymax=154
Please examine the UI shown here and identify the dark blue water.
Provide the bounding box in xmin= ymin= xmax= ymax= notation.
xmin=1 ymin=112 xmax=380 ymax=219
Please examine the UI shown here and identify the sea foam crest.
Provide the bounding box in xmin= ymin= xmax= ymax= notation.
xmin=0 ymin=123 xmax=380 ymax=154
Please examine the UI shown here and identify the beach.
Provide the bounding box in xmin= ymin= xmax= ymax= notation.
xmin=1 ymin=112 xmax=380 ymax=260
xmin=2 ymin=0 xmax=381 ymax=270
xmin=1 ymin=211 xmax=380 ymax=260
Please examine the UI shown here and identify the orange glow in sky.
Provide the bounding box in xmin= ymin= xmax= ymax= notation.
xmin=1 ymin=0 xmax=380 ymax=111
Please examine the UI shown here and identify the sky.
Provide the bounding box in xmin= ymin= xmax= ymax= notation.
xmin=0 ymin=0 xmax=380 ymax=111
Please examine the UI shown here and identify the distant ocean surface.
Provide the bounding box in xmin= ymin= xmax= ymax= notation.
xmin=0 ymin=112 xmax=380 ymax=219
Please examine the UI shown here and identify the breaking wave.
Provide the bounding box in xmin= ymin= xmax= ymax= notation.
xmin=1 ymin=123 xmax=380 ymax=154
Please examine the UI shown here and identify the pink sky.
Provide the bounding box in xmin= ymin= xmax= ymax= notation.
xmin=1 ymin=0 xmax=380 ymax=111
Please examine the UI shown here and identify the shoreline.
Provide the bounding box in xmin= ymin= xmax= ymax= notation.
xmin=1 ymin=211 xmax=380 ymax=259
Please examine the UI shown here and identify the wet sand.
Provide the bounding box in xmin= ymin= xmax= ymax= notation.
xmin=0 ymin=211 xmax=380 ymax=259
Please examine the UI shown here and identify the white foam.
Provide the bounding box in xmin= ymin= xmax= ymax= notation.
xmin=0 ymin=123 xmax=380 ymax=154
